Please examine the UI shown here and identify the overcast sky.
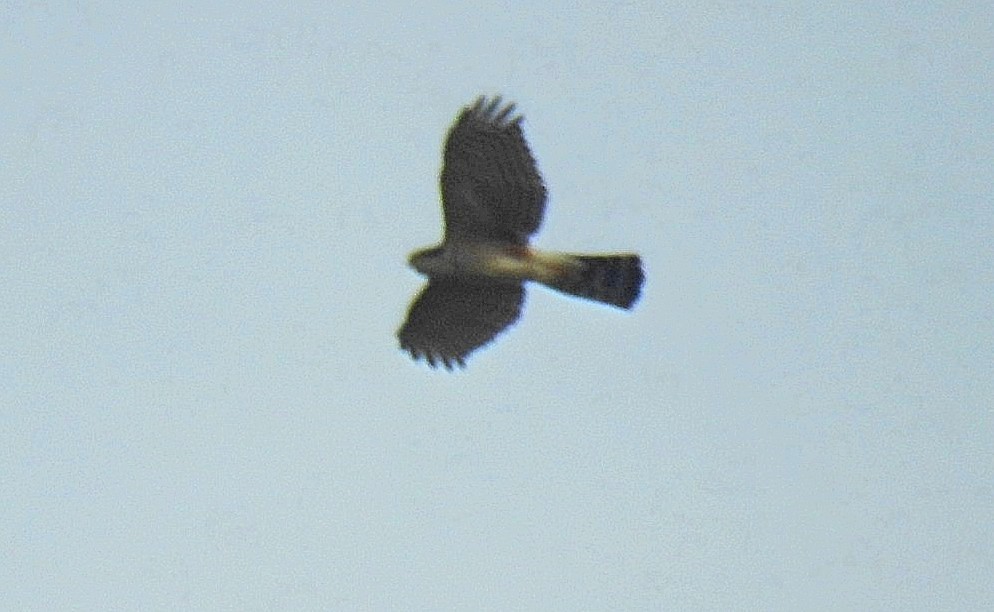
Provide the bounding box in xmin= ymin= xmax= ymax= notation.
xmin=2 ymin=2 xmax=992 ymax=610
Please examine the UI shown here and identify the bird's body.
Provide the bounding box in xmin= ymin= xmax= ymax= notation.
xmin=411 ymin=242 xmax=568 ymax=285
xmin=398 ymin=96 xmax=644 ymax=369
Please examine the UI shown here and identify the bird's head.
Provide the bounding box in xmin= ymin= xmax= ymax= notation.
xmin=407 ymin=246 xmax=447 ymax=277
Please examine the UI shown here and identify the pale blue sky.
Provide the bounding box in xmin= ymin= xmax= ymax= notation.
xmin=2 ymin=2 xmax=992 ymax=610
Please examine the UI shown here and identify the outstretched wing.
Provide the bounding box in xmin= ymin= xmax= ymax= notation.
xmin=398 ymin=280 xmax=525 ymax=369
xmin=440 ymin=96 xmax=547 ymax=245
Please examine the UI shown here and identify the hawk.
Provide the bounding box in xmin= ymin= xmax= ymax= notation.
xmin=398 ymin=95 xmax=644 ymax=369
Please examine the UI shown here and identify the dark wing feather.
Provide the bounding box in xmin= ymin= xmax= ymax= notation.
xmin=398 ymin=280 xmax=525 ymax=369
xmin=440 ymin=96 xmax=547 ymax=245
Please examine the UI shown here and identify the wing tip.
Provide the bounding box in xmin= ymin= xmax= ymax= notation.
xmin=467 ymin=94 xmax=520 ymax=126
xmin=400 ymin=342 xmax=468 ymax=371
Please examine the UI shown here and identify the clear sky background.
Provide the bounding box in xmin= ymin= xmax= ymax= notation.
xmin=2 ymin=2 xmax=992 ymax=610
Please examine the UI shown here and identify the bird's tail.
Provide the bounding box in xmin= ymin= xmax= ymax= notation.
xmin=543 ymin=254 xmax=644 ymax=309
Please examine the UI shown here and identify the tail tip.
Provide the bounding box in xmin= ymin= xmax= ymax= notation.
xmin=579 ymin=254 xmax=644 ymax=309
xmin=617 ymin=255 xmax=644 ymax=309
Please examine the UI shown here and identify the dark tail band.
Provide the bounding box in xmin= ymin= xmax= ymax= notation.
xmin=546 ymin=254 xmax=644 ymax=309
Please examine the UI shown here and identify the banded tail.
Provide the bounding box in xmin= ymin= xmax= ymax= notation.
xmin=544 ymin=254 xmax=644 ymax=309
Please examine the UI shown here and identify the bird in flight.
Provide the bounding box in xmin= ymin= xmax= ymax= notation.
xmin=398 ymin=95 xmax=644 ymax=369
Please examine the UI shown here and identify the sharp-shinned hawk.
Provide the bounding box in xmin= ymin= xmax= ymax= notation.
xmin=398 ymin=95 xmax=644 ymax=369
